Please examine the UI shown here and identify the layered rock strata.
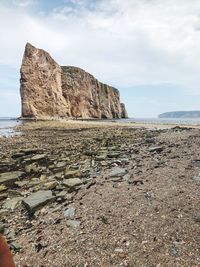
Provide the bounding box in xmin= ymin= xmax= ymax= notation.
xmin=20 ymin=43 xmax=128 ymax=119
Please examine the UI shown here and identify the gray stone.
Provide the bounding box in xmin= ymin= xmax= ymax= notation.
xmin=95 ymin=154 xmax=107 ymax=161
xmin=66 ymin=220 xmax=81 ymax=228
xmin=15 ymin=181 xmax=29 ymax=187
xmin=148 ymin=146 xmax=163 ymax=153
xmin=192 ymin=176 xmax=200 ymax=182
xmin=55 ymin=162 xmax=67 ymax=168
xmin=64 ymin=207 xmax=76 ymax=219
xmin=56 ymin=191 xmax=67 ymax=198
xmin=28 ymin=180 xmax=41 ymax=187
xmin=119 ymin=157 xmax=129 ymax=163
xmin=7 ymin=229 xmax=15 ymax=240
xmin=44 ymin=181 xmax=58 ymax=190
xmin=123 ymin=174 xmax=130 ymax=182
xmin=62 ymin=178 xmax=82 ymax=188
xmin=193 ymin=160 xmax=200 ymax=167
xmin=30 ymin=154 xmax=46 ymax=161
xmin=10 ymin=242 xmax=22 ymax=251
xmin=109 ymin=167 xmax=127 ymax=178
xmin=115 ymin=248 xmax=124 ymax=253
xmin=54 ymin=172 xmax=64 ymax=180
xmin=171 ymin=244 xmax=179 ymax=257
xmin=3 ymin=197 xmax=23 ymax=210
xmin=0 ymin=171 xmax=24 ymax=186
xmin=22 ymin=190 xmax=54 ymax=214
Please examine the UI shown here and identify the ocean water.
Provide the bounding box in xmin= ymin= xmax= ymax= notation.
xmin=0 ymin=118 xmax=21 ymax=137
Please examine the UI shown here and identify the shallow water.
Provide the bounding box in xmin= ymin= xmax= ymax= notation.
xmin=0 ymin=118 xmax=21 ymax=137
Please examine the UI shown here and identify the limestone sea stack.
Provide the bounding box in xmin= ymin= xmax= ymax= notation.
xmin=20 ymin=43 xmax=128 ymax=119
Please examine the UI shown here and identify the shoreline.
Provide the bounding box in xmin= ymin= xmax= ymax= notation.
xmin=1 ymin=117 xmax=200 ymax=138
xmin=15 ymin=118 xmax=200 ymax=132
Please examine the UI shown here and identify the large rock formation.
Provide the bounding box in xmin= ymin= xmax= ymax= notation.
xmin=20 ymin=43 xmax=128 ymax=119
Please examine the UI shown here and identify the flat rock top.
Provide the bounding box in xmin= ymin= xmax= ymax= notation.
xmin=22 ymin=190 xmax=54 ymax=213
xmin=0 ymin=171 xmax=24 ymax=185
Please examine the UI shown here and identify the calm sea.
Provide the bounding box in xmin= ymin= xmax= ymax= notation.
xmin=1 ymin=117 xmax=200 ymax=137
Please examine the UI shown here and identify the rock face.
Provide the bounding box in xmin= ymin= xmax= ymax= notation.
xmin=20 ymin=43 xmax=128 ymax=119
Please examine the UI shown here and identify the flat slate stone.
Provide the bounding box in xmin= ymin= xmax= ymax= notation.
xmin=55 ymin=162 xmax=67 ymax=168
xmin=62 ymin=178 xmax=82 ymax=188
xmin=109 ymin=167 xmax=127 ymax=178
xmin=22 ymin=190 xmax=54 ymax=214
xmin=30 ymin=154 xmax=46 ymax=161
xmin=3 ymin=197 xmax=23 ymax=210
xmin=96 ymin=154 xmax=107 ymax=161
xmin=0 ymin=171 xmax=24 ymax=186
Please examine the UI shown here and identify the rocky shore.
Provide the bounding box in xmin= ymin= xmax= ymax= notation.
xmin=0 ymin=121 xmax=199 ymax=266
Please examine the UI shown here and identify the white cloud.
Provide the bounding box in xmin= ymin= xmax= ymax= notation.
xmin=1 ymin=0 xmax=200 ymax=116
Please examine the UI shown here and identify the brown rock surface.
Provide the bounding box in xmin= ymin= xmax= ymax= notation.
xmin=20 ymin=43 xmax=128 ymax=119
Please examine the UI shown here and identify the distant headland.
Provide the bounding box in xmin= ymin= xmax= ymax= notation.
xmin=20 ymin=43 xmax=128 ymax=120
xmin=159 ymin=111 xmax=200 ymax=118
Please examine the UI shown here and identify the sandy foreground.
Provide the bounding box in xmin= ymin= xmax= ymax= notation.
xmin=0 ymin=120 xmax=200 ymax=267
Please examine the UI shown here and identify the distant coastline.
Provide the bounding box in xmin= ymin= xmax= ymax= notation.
xmin=159 ymin=111 xmax=200 ymax=118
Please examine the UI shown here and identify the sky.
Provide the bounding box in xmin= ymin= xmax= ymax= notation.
xmin=1 ymin=0 xmax=200 ymax=118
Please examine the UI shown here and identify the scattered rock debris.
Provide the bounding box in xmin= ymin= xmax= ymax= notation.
xmin=0 ymin=121 xmax=199 ymax=267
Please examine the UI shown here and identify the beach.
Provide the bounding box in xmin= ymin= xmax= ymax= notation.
xmin=0 ymin=120 xmax=199 ymax=267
